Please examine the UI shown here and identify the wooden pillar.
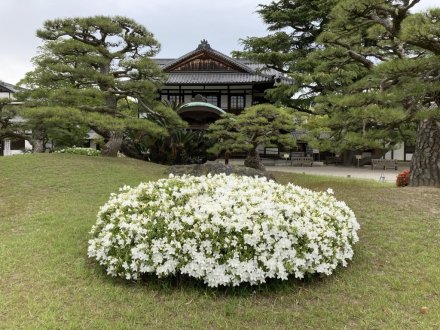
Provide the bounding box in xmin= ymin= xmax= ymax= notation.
xmin=227 ymin=85 xmax=230 ymax=113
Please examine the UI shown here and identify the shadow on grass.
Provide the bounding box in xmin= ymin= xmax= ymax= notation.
xmin=85 ymin=255 xmax=356 ymax=299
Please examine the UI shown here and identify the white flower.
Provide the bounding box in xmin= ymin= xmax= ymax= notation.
xmin=88 ymin=174 xmax=359 ymax=287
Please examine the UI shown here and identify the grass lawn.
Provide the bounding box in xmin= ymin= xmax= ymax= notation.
xmin=1 ymin=154 xmax=439 ymax=329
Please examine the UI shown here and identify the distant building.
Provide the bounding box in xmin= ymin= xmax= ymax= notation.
xmin=154 ymin=41 xmax=413 ymax=162
xmin=153 ymin=40 xmax=287 ymax=130
xmin=0 ymin=81 xmax=33 ymax=156
xmin=0 ymin=80 xmax=18 ymax=99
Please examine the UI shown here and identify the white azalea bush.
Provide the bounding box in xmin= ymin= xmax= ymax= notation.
xmin=88 ymin=174 xmax=359 ymax=287
xmin=55 ymin=147 xmax=101 ymax=156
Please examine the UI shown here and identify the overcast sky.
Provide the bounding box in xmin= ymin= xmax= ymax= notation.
xmin=1 ymin=0 xmax=437 ymax=84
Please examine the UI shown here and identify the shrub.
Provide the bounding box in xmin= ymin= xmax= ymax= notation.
xmin=55 ymin=147 xmax=101 ymax=156
xmin=88 ymin=174 xmax=359 ymax=287
xmin=167 ymin=163 xmax=275 ymax=181
xmin=396 ymin=169 xmax=410 ymax=187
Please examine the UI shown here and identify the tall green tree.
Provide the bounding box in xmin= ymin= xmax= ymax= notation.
xmin=207 ymin=104 xmax=296 ymax=170
xmin=20 ymin=16 xmax=183 ymax=156
xmin=303 ymin=0 xmax=421 ymax=163
xmin=0 ymin=99 xmax=88 ymax=153
xmin=236 ymin=0 xmax=372 ymax=164
xmin=318 ymin=1 xmax=440 ymax=186
xmin=240 ymin=0 xmax=440 ymax=186
xmin=0 ymin=99 xmax=24 ymax=155
xmin=398 ymin=9 xmax=440 ymax=185
xmin=234 ymin=0 xmax=339 ymax=114
xmin=20 ymin=107 xmax=89 ymax=152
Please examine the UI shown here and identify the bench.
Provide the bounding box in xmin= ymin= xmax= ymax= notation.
xmin=325 ymin=156 xmax=343 ymax=165
xmin=371 ymin=159 xmax=398 ymax=170
xmin=291 ymin=157 xmax=314 ymax=167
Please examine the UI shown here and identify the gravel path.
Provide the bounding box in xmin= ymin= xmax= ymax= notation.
xmin=229 ymin=159 xmax=409 ymax=183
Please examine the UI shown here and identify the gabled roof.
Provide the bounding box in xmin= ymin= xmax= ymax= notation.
xmin=153 ymin=40 xmax=291 ymax=86
xmin=0 ymin=81 xmax=18 ymax=93
xmin=161 ymin=40 xmax=253 ymax=74
xmin=153 ymin=40 xmax=292 ymax=85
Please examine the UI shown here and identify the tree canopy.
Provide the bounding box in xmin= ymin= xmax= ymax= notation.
xmin=208 ymin=104 xmax=296 ymax=170
xmin=19 ymin=15 xmax=184 ymax=156
xmin=238 ymin=0 xmax=440 ymax=186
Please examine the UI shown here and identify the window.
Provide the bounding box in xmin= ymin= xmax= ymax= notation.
xmin=205 ymin=95 xmax=218 ymax=106
xmin=10 ymin=138 xmax=25 ymax=150
xmin=404 ymin=144 xmax=415 ymax=154
xmin=230 ymin=95 xmax=244 ymax=109
xmin=192 ymin=93 xmax=220 ymax=107
xmin=168 ymin=94 xmax=180 ymax=103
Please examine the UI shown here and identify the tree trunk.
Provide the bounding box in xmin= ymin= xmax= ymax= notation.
xmin=342 ymin=150 xmax=355 ymax=166
xmin=101 ymin=131 xmax=123 ymax=157
xmin=410 ymin=117 xmax=440 ymax=187
xmin=120 ymin=142 xmax=148 ymax=160
xmin=244 ymin=148 xmax=266 ymax=171
xmin=29 ymin=128 xmax=47 ymax=153
xmin=32 ymin=139 xmax=46 ymax=153
xmin=224 ymin=150 xmax=230 ymax=165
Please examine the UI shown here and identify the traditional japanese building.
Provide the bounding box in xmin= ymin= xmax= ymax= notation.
xmin=0 ymin=80 xmax=18 ymax=99
xmin=0 ymin=81 xmax=33 ymax=156
xmin=153 ymin=40 xmax=286 ymax=129
xmin=153 ymin=42 xmax=413 ymax=162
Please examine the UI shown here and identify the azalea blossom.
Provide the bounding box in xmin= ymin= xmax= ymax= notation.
xmin=88 ymin=174 xmax=360 ymax=287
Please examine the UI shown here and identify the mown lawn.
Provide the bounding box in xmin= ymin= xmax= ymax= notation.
xmin=1 ymin=154 xmax=439 ymax=329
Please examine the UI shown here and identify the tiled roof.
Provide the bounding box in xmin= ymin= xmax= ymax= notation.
xmin=161 ymin=41 xmax=253 ymax=73
xmin=152 ymin=40 xmax=292 ymax=85
xmin=235 ymin=59 xmax=282 ymax=77
xmin=154 ymin=59 xmax=175 ymax=68
xmin=152 ymin=57 xmax=280 ymax=75
xmin=165 ymin=72 xmax=276 ymax=84
xmin=0 ymin=81 xmax=18 ymax=93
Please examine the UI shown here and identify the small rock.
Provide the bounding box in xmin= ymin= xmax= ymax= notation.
xmin=420 ymin=307 xmax=429 ymax=314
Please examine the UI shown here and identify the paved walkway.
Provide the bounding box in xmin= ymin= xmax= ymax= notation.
xmin=229 ymin=159 xmax=409 ymax=182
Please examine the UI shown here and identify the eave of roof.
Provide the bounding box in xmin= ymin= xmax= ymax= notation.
xmin=163 ymin=72 xmax=277 ymax=85
xmin=162 ymin=46 xmax=253 ymax=74
xmin=152 ymin=40 xmax=294 ymax=85
xmin=0 ymin=81 xmax=18 ymax=93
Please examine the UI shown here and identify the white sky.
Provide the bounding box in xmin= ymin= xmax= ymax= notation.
xmin=0 ymin=0 xmax=437 ymax=84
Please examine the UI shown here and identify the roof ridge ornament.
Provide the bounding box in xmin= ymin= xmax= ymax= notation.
xmin=197 ymin=39 xmax=211 ymax=50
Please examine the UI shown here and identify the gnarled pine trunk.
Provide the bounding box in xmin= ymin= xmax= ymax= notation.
xmin=32 ymin=140 xmax=45 ymax=153
xmin=29 ymin=128 xmax=46 ymax=153
xmin=410 ymin=117 xmax=440 ymax=187
xmin=244 ymin=148 xmax=266 ymax=171
xmin=101 ymin=131 xmax=123 ymax=157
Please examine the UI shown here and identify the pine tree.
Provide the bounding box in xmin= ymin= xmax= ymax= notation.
xmin=207 ymin=104 xmax=296 ymax=170
xmin=240 ymin=0 xmax=440 ymax=186
xmin=235 ymin=0 xmax=339 ymax=114
xmin=20 ymin=16 xmax=183 ymax=156
xmin=319 ymin=1 xmax=440 ymax=186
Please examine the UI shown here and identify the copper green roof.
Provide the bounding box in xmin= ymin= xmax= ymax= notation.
xmin=178 ymin=102 xmax=226 ymax=116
